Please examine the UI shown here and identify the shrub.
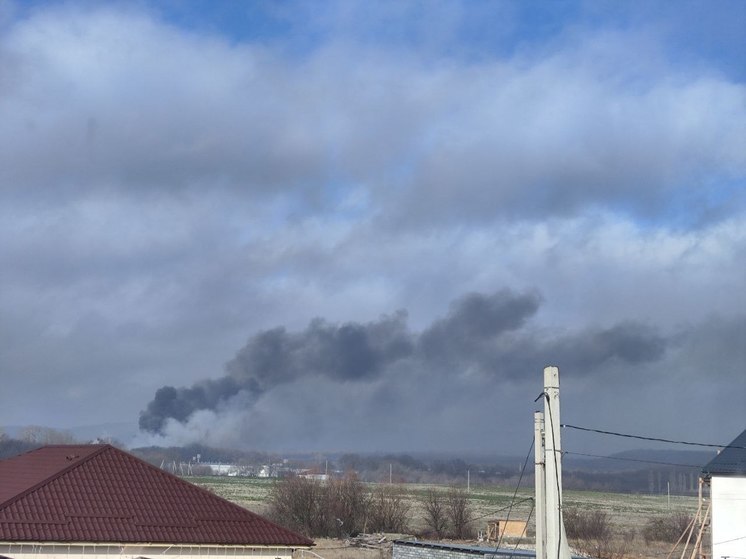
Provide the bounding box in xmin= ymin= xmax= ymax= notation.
xmin=564 ymin=508 xmax=630 ymax=559
xmin=446 ymin=486 xmax=473 ymax=539
xmin=268 ymin=474 xmax=370 ymax=538
xmin=268 ymin=476 xmax=325 ymax=536
xmin=368 ymin=484 xmax=410 ymax=533
xmin=642 ymin=513 xmax=694 ymax=544
xmin=422 ymin=488 xmax=448 ymax=538
xmin=564 ymin=508 xmax=612 ymax=540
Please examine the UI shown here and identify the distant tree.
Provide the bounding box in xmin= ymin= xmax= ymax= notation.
xmin=20 ymin=425 xmax=76 ymax=444
xmin=446 ymin=486 xmax=472 ymax=539
xmin=368 ymin=484 xmax=410 ymax=533
xmin=339 ymin=453 xmax=362 ymax=473
xmin=268 ymin=476 xmax=325 ymax=536
xmin=422 ymin=488 xmax=448 ymax=538
xmin=268 ymin=474 xmax=369 ymax=538
xmin=325 ymin=474 xmax=370 ymax=537
xmin=0 ymin=437 xmax=38 ymax=459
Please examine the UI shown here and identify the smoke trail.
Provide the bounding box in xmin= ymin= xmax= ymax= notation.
xmin=138 ymin=288 xmax=666 ymax=436
xmin=139 ymin=310 xmax=415 ymax=433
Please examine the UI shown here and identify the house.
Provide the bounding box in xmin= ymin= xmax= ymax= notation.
xmin=0 ymin=444 xmax=313 ymax=559
xmin=700 ymin=428 xmax=746 ymax=559
xmin=203 ymin=462 xmax=242 ymax=476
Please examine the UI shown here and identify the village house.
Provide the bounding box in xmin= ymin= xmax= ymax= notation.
xmin=700 ymin=428 xmax=746 ymax=559
xmin=0 ymin=444 xmax=313 ymax=559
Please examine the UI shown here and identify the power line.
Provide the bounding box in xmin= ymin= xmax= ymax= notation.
xmin=713 ymin=534 xmax=746 ymax=545
xmin=561 ymin=424 xmax=746 ymax=450
xmin=471 ymin=497 xmax=535 ymax=523
xmin=563 ymin=451 xmax=703 ymax=469
xmin=507 ymin=498 xmax=535 ymax=559
xmin=495 ymin=438 xmax=534 ymax=551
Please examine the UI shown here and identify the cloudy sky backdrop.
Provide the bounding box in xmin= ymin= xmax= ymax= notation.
xmin=1 ymin=0 xmax=744 ymax=454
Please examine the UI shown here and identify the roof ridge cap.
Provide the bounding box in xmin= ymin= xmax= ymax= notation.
xmin=0 ymin=444 xmax=111 ymax=510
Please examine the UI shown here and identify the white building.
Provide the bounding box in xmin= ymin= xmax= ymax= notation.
xmin=701 ymin=428 xmax=746 ymax=559
xmin=204 ymin=462 xmax=241 ymax=476
xmin=0 ymin=445 xmax=313 ymax=559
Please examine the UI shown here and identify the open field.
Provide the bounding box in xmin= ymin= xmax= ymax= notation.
xmin=190 ymin=476 xmax=699 ymax=558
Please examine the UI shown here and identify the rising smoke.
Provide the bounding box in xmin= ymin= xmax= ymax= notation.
xmin=139 ymin=310 xmax=415 ymax=434
xmin=139 ymin=288 xmax=667 ymax=439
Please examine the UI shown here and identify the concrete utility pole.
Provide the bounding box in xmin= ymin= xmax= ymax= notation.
xmin=543 ymin=366 xmax=572 ymax=559
xmin=534 ymin=411 xmax=546 ymax=559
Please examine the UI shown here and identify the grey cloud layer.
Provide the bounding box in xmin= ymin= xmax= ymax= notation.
xmin=1 ymin=7 xmax=743 ymax=225
xmin=1 ymin=4 xmax=743 ymax=450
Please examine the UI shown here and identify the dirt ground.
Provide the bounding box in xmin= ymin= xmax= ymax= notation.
xmin=293 ymin=538 xmax=392 ymax=559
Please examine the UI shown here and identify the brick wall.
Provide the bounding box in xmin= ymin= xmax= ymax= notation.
xmin=392 ymin=542 xmax=503 ymax=559
xmin=393 ymin=546 xmax=479 ymax=559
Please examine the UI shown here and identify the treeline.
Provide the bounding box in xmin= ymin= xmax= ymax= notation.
xmin=267 ymin=475 xmax=475 ymax=539
xmin=563 ymin=466 xmax=701 ymax=495
xmin=337 ymin=452 xmax=517 ymax=484
xmin=0 ymin=433 xmax=706 ymax=495
xmin=0 ymin=426 xmax=79 ymax=459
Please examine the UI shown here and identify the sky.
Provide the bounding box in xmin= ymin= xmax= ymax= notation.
xmin=0 ymin=0 xmax=744 ymax=455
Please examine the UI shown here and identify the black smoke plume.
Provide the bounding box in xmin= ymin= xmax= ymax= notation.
xmin=139 ymin=289 xmax=666 ymax=434
xmin=139 ymin=310 xmax=415 ymax=433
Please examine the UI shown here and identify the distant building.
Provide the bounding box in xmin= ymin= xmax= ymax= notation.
xmin=203 ymin=462 xmax=241 ymax=476
xmin=485 ymin=519 xmax=528 ymax=541
xmin=701 ymin=428 xmax=746 ymax=559
xmin=0 ymin=445 xmax=313 ymax=559
xmin=298 ymin=473 xmax=329 ymax=481
xmin=257 ymin=464 xmax=290 ymax=478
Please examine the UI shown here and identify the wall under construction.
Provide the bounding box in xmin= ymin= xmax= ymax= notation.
xmin=393 ymin=540 xmax=537 ymax=558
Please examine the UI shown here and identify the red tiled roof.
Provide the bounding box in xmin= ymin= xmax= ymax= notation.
xmin=0 ymin=445 xmax=312 ymax=547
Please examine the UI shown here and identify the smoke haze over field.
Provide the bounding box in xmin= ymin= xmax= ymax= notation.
xmin=0 ymin=0 xmax=744 ymax=454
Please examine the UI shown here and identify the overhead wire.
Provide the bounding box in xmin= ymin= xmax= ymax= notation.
xmin=713 ymin=534 xmax=746 ymax=545
xmin=470 ymin=497 xmax=535 ymax=523
xmin=494 ymin=438 xmax=534 ymax=552
xmin=561 ymin=424 xmax=746 ymax=450
xmin=506 ymin=498 xmax=535 ymax=559
xmin=562 ymin=451 xmax=704 ymax=469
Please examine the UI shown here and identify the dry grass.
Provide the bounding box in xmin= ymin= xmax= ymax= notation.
xmin=190 ymin=476 xmax=698 ymax=559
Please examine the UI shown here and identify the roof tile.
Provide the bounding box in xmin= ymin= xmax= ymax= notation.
xmin=701 ymin=428 xmax=746 ymax=477
xmin=0 ymin=445 xmax=312 ymax=547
